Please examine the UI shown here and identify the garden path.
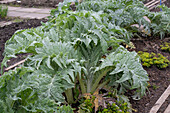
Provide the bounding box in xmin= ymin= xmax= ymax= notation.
xmin=7 ymin=6 xmax=52 ymax=19
xmin=0 ymin=0 xmax=16 ymax=4
xmin=0 ymin=6 xmax=52 ymax=27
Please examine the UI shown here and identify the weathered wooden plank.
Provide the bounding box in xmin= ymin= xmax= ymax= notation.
xmin=149 ymin=5 xmax=157 ymax=10
xmin=144 ymin=0 xmax=156 ymax=7
xmin=147 ymin=0 xmax=160 ymax=8
xmin=149 ymin=85 xmax=170 ymax=113
xmin=149 ymin=0 xmax=167 ymax=10
xmin=147 ymin=0 xmax=166 ymax=8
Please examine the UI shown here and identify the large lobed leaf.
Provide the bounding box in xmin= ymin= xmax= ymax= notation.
xmin=95 ymin=46 xmax=149 ymax=100
xmin=0 ymin=66 xmax=74 ymax=113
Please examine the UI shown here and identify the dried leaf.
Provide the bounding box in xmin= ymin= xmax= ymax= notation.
xmin=93 ymin=90 xmax=99 ymax=113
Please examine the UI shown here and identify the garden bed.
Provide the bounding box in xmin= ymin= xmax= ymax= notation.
xmin=130 ymin=37 xmax=170 ymax=113
xmin=0 ymin=19 xmax=169 ymax=113
xmin=0 ymin=0 xmax=170 ymax=112
xmin=0 ymin=19 xmax=47 ymax=73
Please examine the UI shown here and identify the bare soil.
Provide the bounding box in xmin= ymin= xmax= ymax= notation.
xmin=130 ymin=37 xmax=170 ymax=113
xmin=0 ymin=17 xmax=12 ymax=22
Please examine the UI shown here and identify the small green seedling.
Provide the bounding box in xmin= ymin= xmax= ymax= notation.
xmin=152 ymin=84 xmax=159 ymax=90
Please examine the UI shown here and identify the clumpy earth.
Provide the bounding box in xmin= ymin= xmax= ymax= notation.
xmin=130 ymin=37 xmax=170 ymax=113
xmin=0 ymin=17 xmax=12 ymax=22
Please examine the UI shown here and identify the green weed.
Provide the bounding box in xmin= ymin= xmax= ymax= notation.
xmin=152 ymin=84 xmax=159 ymax=90
xmin=160 ymin=42 xmax=170 ymax=53
xmin=0 ymin=5 xmax=8 ymax=18
xmin=138 ymin=51 xmax=170 ymax=68
xmin=98 ymin=102 xmax=130 ymax=113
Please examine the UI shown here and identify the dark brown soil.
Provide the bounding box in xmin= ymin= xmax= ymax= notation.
xmin=0 ymin=19 xmax=47 ymax=74
xmin=130 ymin=37 xmax=170 ymax=113
xmin=0 ymin=17 xmax=12 ymax=22
xmin=0 ymin=18 xmax=6 ymax=22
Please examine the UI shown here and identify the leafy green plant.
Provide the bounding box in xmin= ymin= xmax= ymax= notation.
xmin=76 ymin=0 xmax=170 ymax=38
xmin=0 ymin=67 xmax=74 ymax=113
xmin=98 ymin=102 xmax=129 ymax=113
xmin=160 ymin=42 xmax=170 ymax=53
xmin=0 ymin=0 xmax=154 ymax=112
xmin=79 ymin=96 xmax=96 ymax=112
xmin=138 ymin=51 xmax=170 ymax=68
xmin=0 ymin=5 xmax=8 ymax=18
xmin=148 ymin=5 xmax=170 ymax=39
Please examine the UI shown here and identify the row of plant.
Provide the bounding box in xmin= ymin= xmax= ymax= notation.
xmin=0 ymin=0 xmax=169 ymax=112
xmin=0 ymin=5 xmax=8 ymax=18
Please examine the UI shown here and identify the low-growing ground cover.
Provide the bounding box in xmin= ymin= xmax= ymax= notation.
xmin=0 ymin=0 xmax=169 ymax=113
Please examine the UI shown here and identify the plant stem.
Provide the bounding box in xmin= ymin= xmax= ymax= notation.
xmin=1 ymin=56 xmax=9 ymax=75
xmin=78 ymin=74 xmax=86 ymax=94
xmin=91 ymin=68 xmax=112 ymax=93
xmin=50 ymin=18 xmax=56 ymax=23
xmin=65 ymin=88 xmax=74 ymax=104
xmin=96 ymin=79 xmax=110 ymax=91
xmin=87 ymin=79 xmax=91 ymax=93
